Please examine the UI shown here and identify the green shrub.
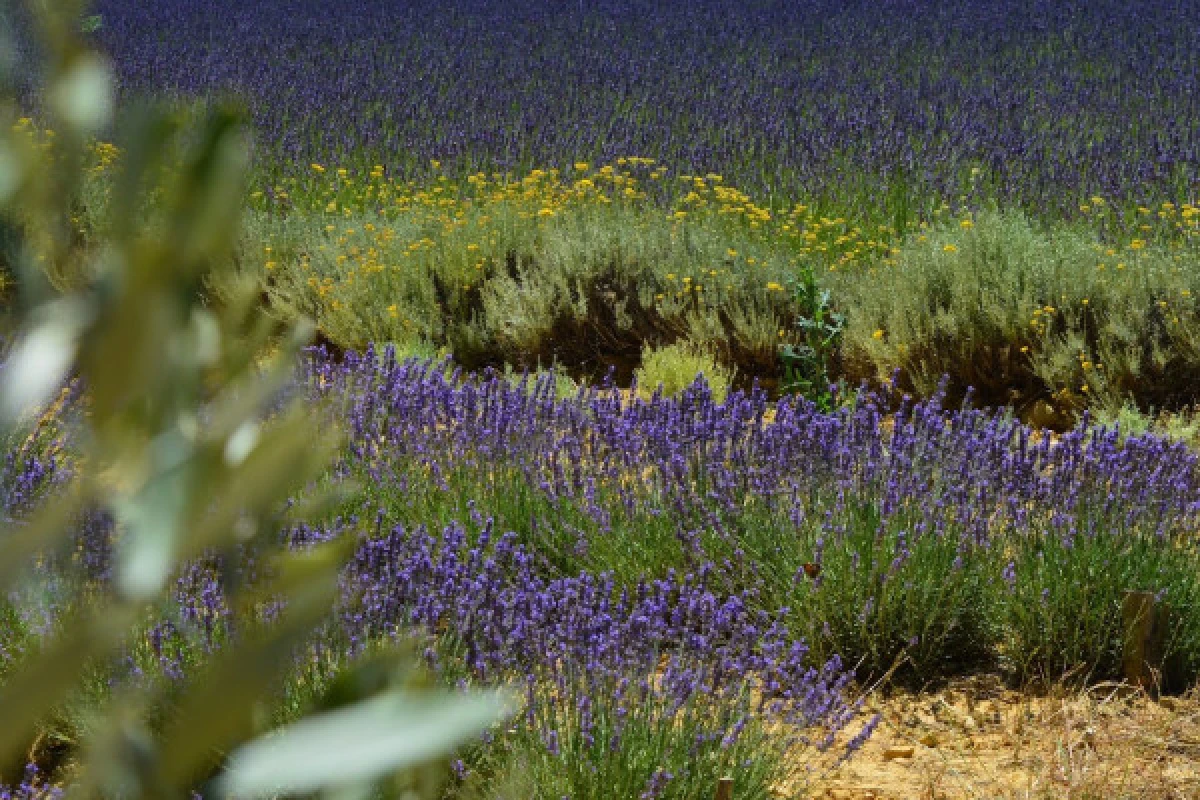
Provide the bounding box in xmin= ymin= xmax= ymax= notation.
xmin=227 ymin=169 xmax=805 ymax=385
xmin=634 ymin=341 xmax=734 ymax=403
xmin=836 ymin=208 xmax=1200 ymax=425
xmin=716 ymin=499 xmax=999 ymax=683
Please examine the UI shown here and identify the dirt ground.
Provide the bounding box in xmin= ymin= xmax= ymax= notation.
xmin=806 ymin=676 xmax=1200 ymax=800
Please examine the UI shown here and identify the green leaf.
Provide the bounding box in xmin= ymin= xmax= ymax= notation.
xmin=112 ymin=428 xmax=195 ymax=599
xmin=0 ymin=607 xmax=136 ymax=764
xmin=0 ymin=297 xmax=91 ymax=428
xmin=171 ymin=419 xmax=339 ymax=565
xmin=167 ymin=110 xmax=250 ymax=271
xmin=218 ymin=690 xmax=512 ymax=798
xmin=109 ymin=107 xmax=178 ymax=243
xmin=0 ymin=140 xmax=21 ymax=205
xmin=0 ymin=481 xmax=84 ymax=591
xmin=49 ymin=53 xmax=113 ymax=135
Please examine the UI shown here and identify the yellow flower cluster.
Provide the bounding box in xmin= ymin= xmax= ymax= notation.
xmin=1081 ymin=195 xmax=1199 ymax=240
xmin=671 ymin=176 xmax=896 ymax=271
xmin=246 ymin=158 xmax=883 ymax=329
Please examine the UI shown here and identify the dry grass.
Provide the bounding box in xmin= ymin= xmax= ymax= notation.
xmin=807 ymin=677 xmax=1200 ymax=799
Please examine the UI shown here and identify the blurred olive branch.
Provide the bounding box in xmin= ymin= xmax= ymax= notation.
xmin=0 ymin=2 xmax=509 ymax=797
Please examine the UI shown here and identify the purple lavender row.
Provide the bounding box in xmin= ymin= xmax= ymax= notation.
xmin=309 ymin=346 xmax=1200 ymax=551
xmin=137 ymin=513 xmax=867 ymax=759
xmin=89 ymin=0 xmax=1198 ymax=214
xmin=336 ymin=518 xmax=860 ymax=739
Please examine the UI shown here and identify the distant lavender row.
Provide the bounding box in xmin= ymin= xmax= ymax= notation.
xmin=90 ymin=0 xmax=1199 ymax=217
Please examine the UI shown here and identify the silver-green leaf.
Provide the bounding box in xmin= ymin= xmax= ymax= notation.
xmin=218 ymin=690 xmax=511 ymax=798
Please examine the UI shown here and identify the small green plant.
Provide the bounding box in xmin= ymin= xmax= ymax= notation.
xmin=634 ymin=340 xmax=734 ymax=403
xmin=778 ymin=268 xmax=845 ymax=411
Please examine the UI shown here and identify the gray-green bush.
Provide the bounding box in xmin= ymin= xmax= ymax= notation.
xmin=225 ymin=182 xmax=798 ymax=386
xmin=835 ymin=208 xmax=1200 ymax=426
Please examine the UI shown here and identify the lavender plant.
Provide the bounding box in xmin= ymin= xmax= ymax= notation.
xmin=338 ymin=519 xmax=865 ymax=797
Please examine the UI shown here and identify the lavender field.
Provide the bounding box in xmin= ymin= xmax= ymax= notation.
xmin=2 ymin=0 xmax=1200 ymax=797
xmin=88 ymin=0 xmax=1198 ymax=220
xmin=56 ymin=0 xmax=1194 ymax=413
xmin=6 ymin=342 xmax=1200 ymax=795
